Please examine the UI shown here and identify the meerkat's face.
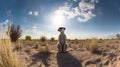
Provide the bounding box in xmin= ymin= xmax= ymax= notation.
xmin=58 ymin=27 xmax=65 ymax=33
xmin=60 ymin=29 xmax=65 ymax=33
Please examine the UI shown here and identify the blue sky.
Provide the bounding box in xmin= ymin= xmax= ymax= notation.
xmin=0 ymin=0 xmax=120 ymax=39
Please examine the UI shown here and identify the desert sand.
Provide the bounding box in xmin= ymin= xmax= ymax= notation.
xmin=12 ymin=39 xmax=120 ymax=67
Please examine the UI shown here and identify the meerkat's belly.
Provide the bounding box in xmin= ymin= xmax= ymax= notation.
xmin=59 ymin=39 xmax=66 ymax=45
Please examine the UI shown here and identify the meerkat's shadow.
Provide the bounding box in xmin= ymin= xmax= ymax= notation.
xmin=57 ymin=52 xmax=82 ymax=67
xmin=29 ymin=52 xmax=50 ymax=67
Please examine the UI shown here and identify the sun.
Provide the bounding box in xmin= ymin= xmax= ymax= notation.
xmin=51 ymin=13 xmax=66 ymax=26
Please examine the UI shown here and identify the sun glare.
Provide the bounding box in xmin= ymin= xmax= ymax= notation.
xmin=51 ymin=13 xmax=66 ymax=26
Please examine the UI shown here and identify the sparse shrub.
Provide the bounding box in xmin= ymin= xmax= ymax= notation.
xmin=40 ymin=36 xmax=47 ymax=46
xmin=40 ymin=36 xmax=46 ymax=43
xmin=26 ymin=35 xmax=32 ymax=41
xmin=116 ymin=34 xmax=120 ymax=39
xmin=51 ymin=37 xmax=55 ymax=42
xmin=8 ymin=24 xmax=22 ymax=42
xmin=88 ymin=38 xmax=98 ymax=53
xmin=75 ymin=38 xmax=78 ymax=44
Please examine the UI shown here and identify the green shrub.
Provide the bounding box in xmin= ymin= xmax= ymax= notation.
xmin=25 ymin=35 xmax=32 ymax=41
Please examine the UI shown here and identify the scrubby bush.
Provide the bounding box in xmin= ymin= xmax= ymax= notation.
xmin=40 ymin=36 xmax=46 ymax=43
xmin=26 ymin=35 xmax=32 ymax=41
xmin=8 ymin=24 xmax=22 ymax=42
xmin=75 ymin=38 xmax=78 ymax=44
xmin=116 ymin=34 xmax=120 ymax=39
xmin=51 ymin=37 xmax=55 ymax=42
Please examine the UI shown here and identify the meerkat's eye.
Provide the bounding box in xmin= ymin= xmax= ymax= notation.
xmin=59 ymin=28 xmax=62 ymax=29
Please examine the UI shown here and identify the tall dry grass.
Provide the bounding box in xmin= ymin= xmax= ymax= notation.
xmin=39 ymin=36 xmax=51 ymax=53
xmin=0 ymin=27 xmax=20 ymax=67
xmin=88 ymin=38 xmax=98 ymax=53
xmin=15 ymin=39 xmax=23 ymax=50
xmin=39 ymin=44 xmax=51 ymax=53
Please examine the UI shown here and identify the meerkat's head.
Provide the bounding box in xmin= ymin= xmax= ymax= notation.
xmin=58 ymin=27 xmax=66 ymax=33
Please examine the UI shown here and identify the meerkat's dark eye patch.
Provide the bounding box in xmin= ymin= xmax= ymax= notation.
xmin=59 ymin=28 xmax=62 ymax=29
xmin=58 ymin=29 xmax=61 ymax=31
xmin=58 ymin=27 xmax=66 ymax=31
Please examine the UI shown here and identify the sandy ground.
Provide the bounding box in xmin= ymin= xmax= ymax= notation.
xmin=14 ymin=40 xmax=120 ymax=67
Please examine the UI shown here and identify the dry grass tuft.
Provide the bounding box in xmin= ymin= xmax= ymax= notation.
xmin=88 ymin=38 xmax=98 ymax=53
xmin=39 ymin=44 xmax=51 ymax=54
xmin=15 ymin=40 xmax=23 ymax=50
xmin=39 ymin=36 xmax=51 ymax=53
xmin=0 ymin=27 xmax=20 ymax=67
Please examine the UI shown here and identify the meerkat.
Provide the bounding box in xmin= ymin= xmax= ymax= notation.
xmin=57 ymin=27 xmax=67 ymax=53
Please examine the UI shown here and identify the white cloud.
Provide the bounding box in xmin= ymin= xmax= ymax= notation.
xmin=73 ymin=0 xmax=77 ymax=2
xmin=98 ymin=33 xmax=118 ymax=39
xmin=34 ymin=11 xmax=39 ymax=16
xmin=0 ymin=19 xmax=11 ymax=32
xmin=8 ymin=10 xmax=11 ymax=14
xmin=95 ymin=0 xmax=99 ymax=3
xmin=29 ymin=11 xmax=33 ymax=15
xmin=54 ymin=0 xmax=99 ymax=22
xmin=23 ymin=25 xmax=45 ymax=39
xmin=1 ymin=19 xmax=10 ymax=27
xmin=32 ymin=25 xmax=37 ymax=29
xmin=28 ymin=11 xmax=39 ymax=16
xmin=5 ymin=19 xmax=9 ymax=23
